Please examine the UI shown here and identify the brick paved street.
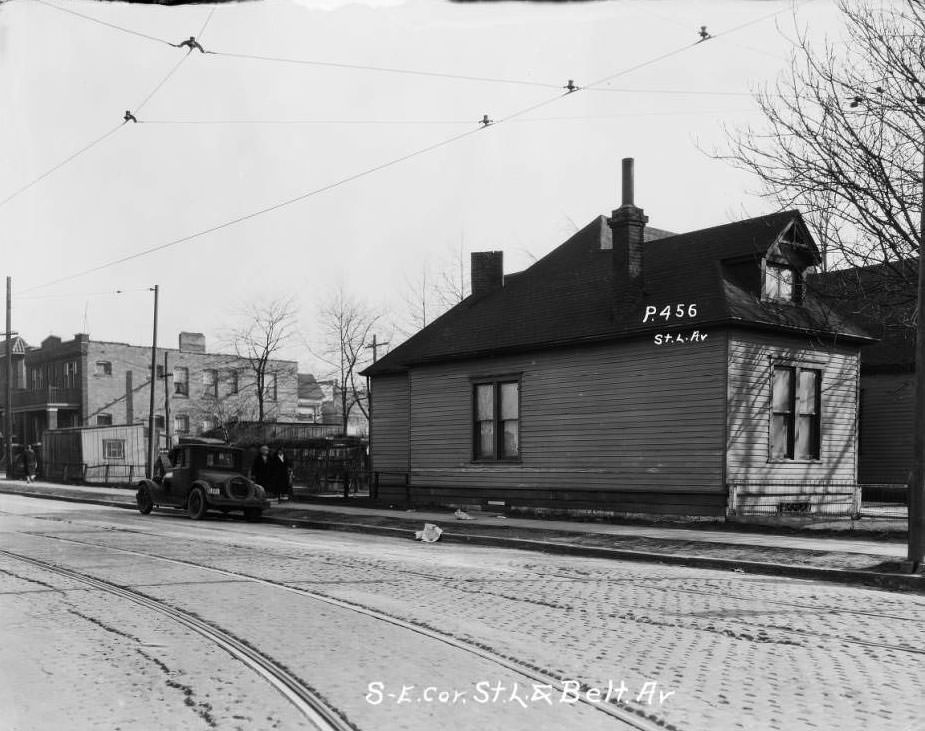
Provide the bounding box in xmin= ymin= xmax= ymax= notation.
xmin=1 ymin=495 xmax=923 ymax=730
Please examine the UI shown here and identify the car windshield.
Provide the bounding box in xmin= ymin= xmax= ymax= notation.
xmin=205 ymin=449 xmax=238 ymax=469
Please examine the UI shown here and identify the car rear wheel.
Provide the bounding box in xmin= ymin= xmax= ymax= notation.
xmin=136 ymin=486 xmax=154 ymax=515
xmin=244 ymin=508 xmax=262 ymax=523
xmin=188 ymin=488 xmax=208 ymax=520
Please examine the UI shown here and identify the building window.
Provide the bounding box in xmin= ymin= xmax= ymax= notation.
xmin=764 ymin=263 xmax=796 ymax=302
xmin=154 ymin=415 xmax=165 ymax=430
xmin=174 ymin=415 xmax=190 ymax=434
xmin=298 ymin=405 xmax=317 ymax=422
xmin=95 ymin=361 xmax=112 ymax=376
xmin=96 ymin=413 xmax=113 ymax=426
xmin=473 ymin=380 xmax=520 ymax=460
xmin=29 ymin=367 xmax=44 ymax=391
xmin=203 ymin=369 xmax=218 ymax=398
xmin=156 ymin=364 xmax=165 ymax=379
xmin=174 ymin=367 xmax=189 ymax=396
xmin=65 ymin=361 xmax=79 ymax=388
xmin=228 ymin=370 xmax=239 ymax=395
xmin=771 ymin=365 xmax=821 ymax=460
xmin=266 ymin=373 xmax=278 ymax=402
xmin=200 ymin=418 xmax=214 ymax=433
xmin=102 ymin=439 xmax=125 ymax=460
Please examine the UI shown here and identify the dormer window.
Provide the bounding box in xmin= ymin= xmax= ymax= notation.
xmin=765 ymin=263 xmax=796 ymax=301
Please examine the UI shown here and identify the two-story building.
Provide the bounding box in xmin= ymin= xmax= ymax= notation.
xmin=363 ymin=159 xmax=873 ymax=517
xmin=0 ymin=331 xmax=299 ymax=446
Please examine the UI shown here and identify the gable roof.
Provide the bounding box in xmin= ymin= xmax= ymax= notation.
xmin=0 ymin=336 xmax=30 ymax=358
xmin=366 ymin=210 xmax=874 ymax=376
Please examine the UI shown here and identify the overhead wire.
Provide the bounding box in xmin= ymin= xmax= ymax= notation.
xmin=31 ymin=0 xmax=174 ymax=47
xmin=21 ymin=0 xmax=817 ymax=292
xmin=1 ymin=4 xmax=212 ymax=210
xmin=206 ymin=50 xmax=561 ymax=89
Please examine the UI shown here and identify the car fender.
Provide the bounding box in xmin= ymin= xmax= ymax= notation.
xmin=189 ymin=480 xmax=212 ymax=505
xmin=136 ymin=478 xmax=161 ymax=502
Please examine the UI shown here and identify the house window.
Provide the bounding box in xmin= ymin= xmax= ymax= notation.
xmin=96 ymin=413 xmax=113 ymax=426
xmin=228 ymin=370 xmax=239 ymax=395
xmin=102 ymin=439 xmax=125 ymax=460
xmin=30 ymin=367 xmax=44 ymax=391
xmin=266 ymin=373 xmax=278 ymax=402
xmin=764 ymin=263 xmax=795 ymax=301
xmin=473 ymin=380 xmax=520 ymax=460
xmin=154 ymin=415 xmax=165 ymax=430
xmin=200 ymin=418 xmax=215 ymax=433
xmin=203 ymin=369 xmax=218 ymax=398
xmin=771 ymin=365 xmax=820 ymax=460
xmin=174 ymin=415 xmax=190 ymax=434
xmin=95 ymin=361 xmax=112 ymax=376
xmin=174 ymin=367 xmax=189 ymax=396
xmin=156 ymin=364 xmax=165 ymax=379
xmin=65 ymin=361 xmax=79 ymax=387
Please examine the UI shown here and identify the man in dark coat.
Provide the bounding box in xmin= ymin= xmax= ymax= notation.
xmin=21 ymin=445 xmax=38 ymax=484
xmin=250 ymin=445 xmax=274 ymax=497
xmin=270 ymin=447 xmax=292 ymax=502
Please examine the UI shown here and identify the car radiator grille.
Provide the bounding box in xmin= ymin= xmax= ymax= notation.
xmin=228 ymin=478 xmax=250 ymax=499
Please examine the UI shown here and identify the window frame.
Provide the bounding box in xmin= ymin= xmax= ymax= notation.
xmin=173 ymin=366 xmax=189 ymax=397
xmin=471 ymin=375 xmax=521 ymax=463
xmin=769 ymin=363 xmax=822 ymax=462
xmin=202 ymin=369 xmax=218 ymax=398
xmin=96 ymin=413 xmax=113 ymax=427
xmin=102 ymin=439 xmax=124 ymax=460
xmin=174 ymin=414 xmax=190 ymax=434
xmin=94 ymin=361 xmax=112 ymax=377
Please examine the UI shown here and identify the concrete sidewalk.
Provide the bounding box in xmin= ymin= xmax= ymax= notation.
xmin=1 ymin=478 xmax=921 ymax=592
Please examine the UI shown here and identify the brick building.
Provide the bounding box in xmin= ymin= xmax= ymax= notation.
xmin=0 ymin=331 xmax=298 ymax=445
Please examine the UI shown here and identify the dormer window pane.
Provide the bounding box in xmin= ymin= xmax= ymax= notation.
xmin=766 ymin=264 xmax=794 ymax=300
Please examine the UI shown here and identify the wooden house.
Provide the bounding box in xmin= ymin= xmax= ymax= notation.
xmin=811 ymin=259 xmax=917 ymax=486
xmin=363 ymin=160 xmax=873 ymax=517
xmin=43 ymin=424 xmax=150 ymax=484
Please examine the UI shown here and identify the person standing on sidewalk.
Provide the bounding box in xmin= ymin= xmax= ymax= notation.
xmin=21 ymin=445 xmax=37 ymax=484
xmin=270 ymin=447 xmax=292 ymax=502
xmin=250 ymin=445 xmax=274 ymax=497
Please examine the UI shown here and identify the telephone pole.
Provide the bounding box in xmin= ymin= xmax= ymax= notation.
xmin=147 ymin=285 xmax=159 ymax=478
xmin=5 ymin=277 xmax=13 ymax=479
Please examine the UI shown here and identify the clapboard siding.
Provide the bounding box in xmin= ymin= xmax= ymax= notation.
xmin=406 ymin=334 xmax=728 ymax=497
xmin=726 ymin=330 xmax=859 ymax=484
xmin=858 ymin=372 xmax=913 ymax=483
xmin=370 ymin=374 xmax=409 ymax=479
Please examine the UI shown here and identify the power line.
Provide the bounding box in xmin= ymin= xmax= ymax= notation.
xmin=0 ymin=123 xmax=124 ymax=211
xmin=32 ymin=0 xmax=173 ymax=47
xmin=21 ymin=125 xmax=489 ymax=293
xmin=20 ymin=3 xmax=813 ymax=291
xmin=207 ymin=50 xmax=561 ymax=89
xmin=134 ymin=52 xmax=190 ymax=114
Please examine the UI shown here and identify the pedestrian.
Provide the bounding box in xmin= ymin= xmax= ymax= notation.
xmin=22 ymin=444 xmax=37 ymax=484
xmin=271 ymin=447 xmax=292 ymax=502
xmin=250 ymin=445 xmax=273 ymax=497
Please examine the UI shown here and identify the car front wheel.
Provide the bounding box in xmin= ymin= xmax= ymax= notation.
xmin=136 ymin=486 xmax=154 ymax=515
xmin=188 ymin=488 xmax=208 ymax=520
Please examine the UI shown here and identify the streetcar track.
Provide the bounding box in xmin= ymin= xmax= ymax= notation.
xmin=0 ymin=548 xmax=356 ymax=731
xmin=21 ymin=523 xmax=925 ymax=656
xmin=16 ymin=532 xmax=675 ymax=731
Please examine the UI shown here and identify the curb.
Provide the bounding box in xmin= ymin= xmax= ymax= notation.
xmin=4 ymin=487 xmax=922 ymax=592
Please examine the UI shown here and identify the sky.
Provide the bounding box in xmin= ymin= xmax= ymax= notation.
xmin=0 ymin=0 xmax=846 ymax=373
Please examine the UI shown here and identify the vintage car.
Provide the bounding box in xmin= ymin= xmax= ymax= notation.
xmin=135 ymin=439 xmax=269 ymax=521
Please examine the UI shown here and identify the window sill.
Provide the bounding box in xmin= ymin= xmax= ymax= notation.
xmin=471 ymin=458 xmax=522 ymax=465
xmin=767 ymin=458 xmax=821 ymax=464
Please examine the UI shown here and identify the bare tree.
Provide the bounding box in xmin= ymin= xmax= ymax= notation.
xmin=315 ymin=287 xmax=380 ymax=435
xmin=396 ymin=241 xmax=470 ymax=338
xmin=227 ymin=296 xmax=298 ymax=424
xmin=720 ymin=0 xmax=925 ymax=311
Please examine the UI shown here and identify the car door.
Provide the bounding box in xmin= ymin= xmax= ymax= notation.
xmin=162 ymin=447 xmax=192 ymax=506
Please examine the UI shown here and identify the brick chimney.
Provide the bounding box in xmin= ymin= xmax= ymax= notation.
xmin=608 ymin=158 xmax=648 ymax=308
xmin=179 ymin=332 xmax=206 ymax=353
xmin=471 ymin=251 xmax=504 ymax=297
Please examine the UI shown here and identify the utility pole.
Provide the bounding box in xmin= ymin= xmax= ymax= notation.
xmin=910 ymin=143 xmax=925 ymax=569
xmin=5 ymin=277 xmax=12 ymax=479
xmin=163 ymin=352 xmax=171 ymax=450
xmin=147 ymin=285 xmax=159 ymax=478
xmin=363 ymin=334 xmax=388 ymax=493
